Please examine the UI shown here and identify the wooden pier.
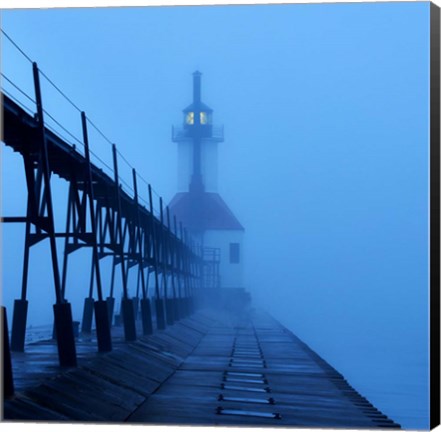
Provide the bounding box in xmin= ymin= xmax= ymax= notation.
xmin=3 ymin=309 xmax=400 ymax=428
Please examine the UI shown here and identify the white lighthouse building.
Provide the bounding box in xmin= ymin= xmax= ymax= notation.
xmin=169 ymin=72 xmax=246 ymax=305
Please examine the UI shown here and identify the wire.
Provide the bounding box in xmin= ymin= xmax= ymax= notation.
xmin=43 ymin=108 xmax=84 ymax=148
xmin=1 ymin=35 xmax=82 ymax=113
xmin=1 ymin=30 xmax=172 ymax=225
xmin=2 ymin=81 xmax=81 ymax=150
xmin=1 ymin=30 xmax=33 ymax=63
xmin=116 ymin=148 xmax=133 ymax=169
xmin=39 ymin=69 xmax=82 ymax=113
xmin=139 ymin=196 xmax=149 ymax=207
xmin=152 ymin=188 xmax=161 ymax=199
xmin=116 ymin=151 xmax=162 ymax=201
xmin=87 ymin=118 xmax=113 ymax=146
xmin=2 ymin=88 xmax=34 ymax=115
xmin=1 ymin=73 xmax=36 ymax=105
xmin=115 ymin=148 xmax=163 ymax=200
xmin=89 ymin=148 xmax=114 ymax=175
xmin=120 ymin=176 xmax=134 ymax=194
xmin=44 ymin=123 xmax=77 ymax=149
xmin=138 ymin=172 xmax=161 ymax=200
xmin=137 ymin=173 xmax=150 ymax=187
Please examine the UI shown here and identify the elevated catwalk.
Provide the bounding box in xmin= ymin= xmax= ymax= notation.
xmin=4 ymin=309 xmax=400 ymax=428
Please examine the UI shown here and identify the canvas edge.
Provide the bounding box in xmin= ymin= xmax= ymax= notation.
xmin=430 ymin=2 xmax=440 ymax=430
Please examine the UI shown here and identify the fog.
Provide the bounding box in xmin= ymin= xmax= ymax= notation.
xmin=1 ymin=3 xmax=430 ymax=429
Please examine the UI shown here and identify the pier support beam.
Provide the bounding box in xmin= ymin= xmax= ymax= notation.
xmin=141 ymin=298 xmax=153 ymax=335
xmin=53 ymin=302 xmax=77 ymax=368
xmin=156 ymin=298 xmax=166 ymax=330
xmin=122 ymin=298 xmax=137 ymax=342
xmin=133 ymin=297 xmax=139 ymax=321
xmin=81 ymin=297 xmax=94 ymax=334
xmin=2 ymin=307 xmax=14 ymax=398
xmin=166 ymin=298 xmax=174 ymax=326
xmin=178 ymin=298 xmax=186 ymax=318
xmin=106 ymin=296 xmax=115 ymax=326
xmin=94 ymin=300 xmax=112 ymax=352
xmin=10 ymin=299 xmax=28 ymax=352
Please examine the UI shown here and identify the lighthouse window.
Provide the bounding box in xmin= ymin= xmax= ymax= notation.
xmin=230 ymin=243 xmax=240 ymax=264
xmin=200 ymin=111 xmax=208 ymax=124
xmin=186 ymin=112 xmax=194 ymax=125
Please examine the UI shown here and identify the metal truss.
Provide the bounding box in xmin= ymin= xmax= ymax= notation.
xmin=1 ymin=62 xmax=203 ymax=378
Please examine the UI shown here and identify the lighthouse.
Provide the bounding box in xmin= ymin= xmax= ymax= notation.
xmin=169 ymin=72 xmax=247 ymax=307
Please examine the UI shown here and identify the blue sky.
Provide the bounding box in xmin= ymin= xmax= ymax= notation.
xmin=1 ymin=2 xmax=431 ymax=428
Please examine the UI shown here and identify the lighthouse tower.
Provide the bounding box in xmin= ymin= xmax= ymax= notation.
xmin=169 ymin=72 xmax=246 ymax=305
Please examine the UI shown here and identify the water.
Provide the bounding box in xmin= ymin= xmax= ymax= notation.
xmin=274 ymin=313 xmax=429 ymax=430
xmin=23 ymin=324 xmax=53 ymax=344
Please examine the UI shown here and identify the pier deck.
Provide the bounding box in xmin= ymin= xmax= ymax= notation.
xmin=3 ymin=309 xmax=400 ymax=428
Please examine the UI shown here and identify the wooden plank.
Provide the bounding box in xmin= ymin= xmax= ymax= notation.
xmin=3 ymin=310 xmax=401 ymax=428
xmin=128 ymin=310 xmax=400 ymax=428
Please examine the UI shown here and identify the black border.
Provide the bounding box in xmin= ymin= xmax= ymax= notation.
xmin=430 ymin=2 xmax=440 ymax=430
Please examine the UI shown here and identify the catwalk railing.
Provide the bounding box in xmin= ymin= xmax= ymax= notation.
xmin=1 ymin=58 xmax=204 ymax=394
